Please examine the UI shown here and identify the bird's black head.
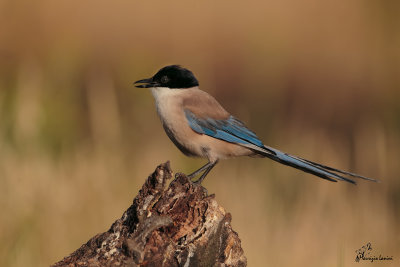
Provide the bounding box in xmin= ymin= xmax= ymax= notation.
xmin=134 ymin=65 xmax=199 ymax=89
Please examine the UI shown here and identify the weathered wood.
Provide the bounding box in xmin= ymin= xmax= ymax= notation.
xmin=52 ymin=162 xmax=247 ymax=267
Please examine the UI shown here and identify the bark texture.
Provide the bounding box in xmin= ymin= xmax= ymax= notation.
xmin=52 ymin=162 xmax=247 ymax=267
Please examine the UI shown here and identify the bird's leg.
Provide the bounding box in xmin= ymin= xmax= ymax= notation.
xmin=192 ymin=160 xmax=219 ymax=184
xmin=187 ymin=161 xmax=213 ymax=179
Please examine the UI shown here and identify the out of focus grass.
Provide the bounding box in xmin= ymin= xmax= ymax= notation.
xmin=0 ymin=0 xmax=399 ymax=266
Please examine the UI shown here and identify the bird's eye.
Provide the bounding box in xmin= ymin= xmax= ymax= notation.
xmin=161 ymin=76 xmax=169 ymax=84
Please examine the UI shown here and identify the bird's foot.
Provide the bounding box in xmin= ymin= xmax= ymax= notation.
xmin=175 ymin=172 xmax=209 ymax=196
xmin=190 ymin=177 xmax=203 ymax=185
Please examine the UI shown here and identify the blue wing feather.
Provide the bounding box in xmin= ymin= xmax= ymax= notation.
xmin=184 ymin=109 xmax=264 ymax=147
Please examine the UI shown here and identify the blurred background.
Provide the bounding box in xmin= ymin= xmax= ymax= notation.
xmin=0 ymin=0 xmax=399 ymax=266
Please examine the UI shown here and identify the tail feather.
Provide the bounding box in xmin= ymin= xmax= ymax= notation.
xmin=253 ymin=145 xmax=378 ymax=184
xmin=290 ymin=155 xmax=378 ymax=182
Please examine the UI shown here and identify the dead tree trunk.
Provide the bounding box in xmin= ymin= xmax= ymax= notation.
xmin=52 ymin=162 xmax=247 ymax=267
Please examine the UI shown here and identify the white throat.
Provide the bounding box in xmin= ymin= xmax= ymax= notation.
xmin=150 ymin=87 xmax=178 ymax=103
xmin=150 ymin=86 xmax=199 ymax=104
xmin=150 ymin=86 xmax=198 ymax=121
xmin=150 ymin=87 xmax=182 ymax=119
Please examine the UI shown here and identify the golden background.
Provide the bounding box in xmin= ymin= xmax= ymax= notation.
xmin=0 ymin=0 xmax=399 ymax=266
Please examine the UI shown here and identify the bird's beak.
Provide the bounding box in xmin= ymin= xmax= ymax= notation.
xmin=134 ymin=78 xmax=159 ymax=88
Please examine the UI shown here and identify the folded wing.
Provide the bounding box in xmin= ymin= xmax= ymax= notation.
xmin=184 ymin=108 xmax=377 ymax=184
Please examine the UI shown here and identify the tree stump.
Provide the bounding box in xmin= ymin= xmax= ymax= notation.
xmin=52 ymin=162 xmax=247 ymax=267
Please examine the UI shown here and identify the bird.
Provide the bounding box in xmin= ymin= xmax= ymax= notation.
xmin=134 ymin=65 xmax=377 ymax=185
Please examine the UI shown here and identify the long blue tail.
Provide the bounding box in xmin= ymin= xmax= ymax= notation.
xmin=257 ymin=145 xmax=378 ymax=184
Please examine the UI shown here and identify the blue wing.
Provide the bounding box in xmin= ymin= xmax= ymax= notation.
xmin=184 ymin=109 xmax=264 ymax=147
